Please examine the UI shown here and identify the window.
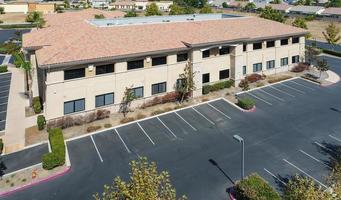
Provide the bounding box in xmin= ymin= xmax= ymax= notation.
xmin=219 ymin=47 xmax=230 ymax=55
xmin=266 ymin=41 xmax=275 ymax=48
xmin=132 ymin=87 xmax=144 ymax=98
xmin=176 ymin=78 xmax=185 ymax=88
xmin=292 ymin=37 xmax=299 ymax=44
xmin=64 ymin=98 xmax=85 ymax=114
xmin=64 ymin=68 xmax=85 ymax=80
xmin=243 ymin=66 xmax=247 ymax=75
xmin=281 ymin=39 xmax=288 ymax=46
xmin=253 ymin=42 xmax=262 ymax=50
xmin=127 ymin=59 xmax=144 ymax=70
xmin=95 ymin=93 xmax=114 ymax=107
xmin=281 ymin=57 xmax=288 ymax=66
xmin=202 ymin=73 xmax=210 ymax=83
xmin=292 ymin=55 xmax=299 ymax=64
xmin=177 ymin=53 xmax=188 ymax=62
xmin=202 ymin=50 xmax=210 ymax=58
xmin=152 ymin=82 xmax=166 ymax=95
xmin=96 ymin=64 xmax=114 ymax=75
xmin=152 ymin=56 xmax=167 ymax=66
xmin=243 ymin=44 xmax=247 ymax=52
xmin=219 ymin=69 xmax=229 ymax=80
xmin=253 ymin=63 xmax=262 ymax=72
xmin=266 ymin=60 xmax=275 ymax=69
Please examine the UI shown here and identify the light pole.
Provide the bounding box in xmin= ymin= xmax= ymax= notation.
xmin=233 ymin=134 xmax=244 ymax=180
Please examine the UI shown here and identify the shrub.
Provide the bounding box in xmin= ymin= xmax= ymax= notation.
xmin=235 ymin=173 xmax=280 ymax=200
xmin=32 ymin=97 xmax=42 ymax=114
xmin=202 ymin=80 xmax=234 ymax=95
xmin=239 ymin=79 xmax=250 ymax=91
xmin=0 ymin=138 xmax=3 ymax=154
xmin=86 ymin=125 xmax=101 ymax=133
xmin=291 ymin=62 xmax=309 ymax=73
xmin=104 ymin=123 xmax=112 ymax=128
xmin=120 ymin=117 xmax=135 ymax=124
xmin=96 ymin=109 xmax=110 ymax=120
xmin=246 ymin=74 xmax=263 ymax=83
xmin=37 ymin=115 xmax=46 ymax=130
xmin=42 ymin=128 xmax=65 ymax=170
xmin=202 ymin=85 xmax=212 ymax=95
xmin=237 ymin=98 xmax=255 ymax=110
xmin=0 ymin=65 xmax=8 ymax=73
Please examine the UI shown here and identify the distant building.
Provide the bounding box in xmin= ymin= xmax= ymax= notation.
xmin=321 ymin=7 xmax=341 ymax=20
xmin=289 ymin=5 xmax=325 ymax=15
xmin=90 ymin=0 xmax=111 ymax=8
xmin=0 ymin=1 xmax=55 ymax=14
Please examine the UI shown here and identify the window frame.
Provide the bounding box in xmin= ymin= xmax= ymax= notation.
xmin=292 ymin=55 xmax=300 ymax=64
xmin=127 ymin=59 xmax=144 ymax=70
xmin=243 ymin=44 xmax=247 ymax=52
xmin=281 ymin=39 xmax=289 ymax=46
xmin=64 ymin=98 xmax=85 ymax=115
xmin=151 ymin=82 xmax=167 ymax=95
xmin=281 ymin=57 xmax=289 ymax=66
xmin=253 ymin=63 xmax=262 ymax=72
xmin=64 ymin=68 xmax=85 ymax=80
xmin=132 ymin=86 xmax=144 ymax=98
xmin=219 ymin=46 xmax=230 ymax=55
xmin=253 ymin=42 xmax=262 ymax=50
xmin=219 ymin=69 xmax=230 ymax=80
xmin=266 ymin=41 xmax=275 ymax=48
xmin=95 ymin=92 xmax=114 ymax=108
xmin=242 ymin=66 xmax=247 ymax=75
xmin=202 ymin=73 xmax=210 ymax=84
xmin=292 ymin=37 xmax=299 ymax=44
xmin=177 ymin=53 xmax=188 ymax=62
xmin=95 ymin=64 xmax=114 ymax=75
xmin=152 ymin=56 xmax=167 ymax=66
xmin=202 ymin=49 xmax=210 ymax=58
xmin=266 ymin=60 xmax=275 ymax=69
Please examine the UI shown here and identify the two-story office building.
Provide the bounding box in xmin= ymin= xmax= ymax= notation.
xmin=23 ymin=13 xmax=307 ymax=121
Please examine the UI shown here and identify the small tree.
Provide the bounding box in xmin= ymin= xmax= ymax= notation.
xmin=323 ymin=23 xmax=341 ymax=45
xmin=222 ymin=2 xmax=228 ymax=8
xmin=292 ymin=18 xmax=307 ymax=29
xmin=94 ymin=14 xmax=105 ymax=19
xmin=119 ymin=87 xmax=135 ymax=117
xmin=176 ymin=61 xmax=195 ymax=103
xmin=270 ymin=0 xmax=281 ymax=4
xmin=239 ymin=79 xmax=250 ymax=91
xmin=260 ymin=6 xmax=286 ymax=23
xmin=316 ymin=58 xmax=329 ymax=78
xmin=145 ymin=3 xmax=162 ymax=16
xmin=26 ymin=11 xmax=46 ymax=28
xmin=169 ymin=4 xmax=185 ymax=15
xmin=93 ymin=157 xmax=186 ymax=200
xmin=124 ymin=9 xmax=137 ymax=17
xmin=243 ymin=2 xmax=256 ymax=12
xmin=199 ymin=4 xmax=213 ymax=13
xmin=305 ymin=45 xmax=320 ymax=65
xmin=0 ymin=7 xmax=5 ymax=14
xmin=327 ymin=0 xmax=341 ymax=7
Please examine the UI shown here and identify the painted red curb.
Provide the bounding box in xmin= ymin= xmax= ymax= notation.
xmin=0 ymin=166 xmax=71 ymax=197
xmin=240 ymin=105 xmax=256 ymax=113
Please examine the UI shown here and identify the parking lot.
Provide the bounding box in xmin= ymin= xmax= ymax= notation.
xmin=3 ymin=57 xmax=341 ymax=200
xmin=0 ymin=72 xmax=11 ymax=131
xmin=0 ymin=54 xmax=13 ymax=66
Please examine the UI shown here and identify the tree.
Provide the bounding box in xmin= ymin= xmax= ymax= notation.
xmin=145 ymin=3 xmax=162 ymax=16
xmin=316 ymin=58 xmax=329 ymax=78
xmin=323 ymin=23 xmax=341 ymax=45
xmin=119 ymin=87 xmax=135 ymax=117
xmin=94 ymin=14 xmax=105 ymax=19
xmin=26 ymin=11 xmax=46 ymax=28
xmin=259 ymin=6 xmax=286 ymax=23
xmin=270 ymin=0 xmax=281 ymax=4
xmin=169 ymin=4 xmax=185 ymax=15
xmin=222 ymin=2 xmax=228 ymax=8
xmin=64 ymin=0 xmax=70 ymax=9
xmin=284 ymin=175 xmax=331 ymax=200
xmin=327 ymin=0 xmax=341 ymax=7
xmin=243 ymin=2 xmax=256 ymax=12
xmin=0 ymin=7 xmax=5 ymax=14
xmin=124 ymin=9 xmax=137 ymax=17
xmin=173 ymin=0 xmax=207 ymax=8
xmin=199 ymin=5 xmax=213 ymax=13
xmin=305 ymin=46 xmax=320 ymax=65
xmin=292 ymin=18 xmax=307 ymax=29
xmin=94 ymin=157 xmax=186 ymax=200
xmin=176 ymin=61 xmax=195 ymax=103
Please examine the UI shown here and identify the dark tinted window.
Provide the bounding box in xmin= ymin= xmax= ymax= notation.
xmin=253 ymin=42 xmax=262 ymax=50
xmin=266 ymin=41 xmax=275 ymax=48
xmin=202 ymin=73 xmax=210 ymax=83
xmin=292 ymin=55 xmax=300 ymax=63
xmin=95 ymin=93 xmax=114 ymax=107
xmin=292 ymin=37 xmax=299 ymax=44
xmin=64 ymin=98 xmax=85 ymax=114
xmin=64 ymin=68 xmax=85 ymax=80
xmin=177 ymin=53 xmax=188 ymax=62
xmin=152 ymin=82 xmax=166 ymax=95
xmin=127 ymin=60 xmax=144 ymax=70
xmin=219 ymin=47 xmax=230 ymax=55
xmin=281 ymin=39 xmax=288 ymax=45
xmin=96 ymin=64 xmax=114 ymax=75
xmin=243 ymin=44 xmax=247 ymax=52
xmin=152 ymin=56 xmax=167 ymax=66
xmin=202 ymin=50 xmax=210 ymax=58
xmin=219 ymin=69 xmax=229 ymax=79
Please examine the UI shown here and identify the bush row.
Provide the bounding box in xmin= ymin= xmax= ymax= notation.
xmin=42 ymin=128 xmax=66 ymax=170
xmin=247 ymin=74 xmax=265 ymax=83
xmin=291 ymin=62 xmax=309 ymax=73
xmin=237 ymin=98 xmax=255 ymax=110
xmin=140 ymin=92 xmax=179 ymax=108
xmin=0 ymin=138 xmax=3 ymax=154
xmin=0 ymin=65 xmax=7 ymax=73
xmin=37 ymin=115 xmax=46 ymax=130
xmin=202 ymin=80 xmax=234 ymax=95
xmin=322 ymin=49 xmax=341 ymax=57
xmin=32 ymin=96 xmax=42 ymax=114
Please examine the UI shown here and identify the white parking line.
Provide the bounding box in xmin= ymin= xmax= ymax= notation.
xmin=299 ymin=149 xmax=331 ymax=169
xmin=174 ymin=112 xmax=197 ymax=131
xmin=258 ymin=89 xmax=285 ymax=102
xmin=207 ymin=103 xmax=231 ymax=119
xmin=114 ymin=128 xmax=131 ymax=153
xmin=283 ymin=159 xmax=327 ymax=189
xmin=269 ymin=85 xmax=295 ymax=97
xmin=90 ymin=135 xmax=103 ymax=163
xmin=137 ymin=122 xmax=155 ymax=145
xmin=192 ymin=107 xmax=215 ymax=125
xmin=263 ymin=168 xmax=287 ymax=186
xmin=290 ymin=80 xmax=315 ymax=91
xmin=329 ymin=134 xmax=341 ymax=143
xmin=280 ymin=83 xmax=305 ymax=94
xmin=157 ymin=117 xmax=178 ymax=139
xmin=314 ymin=141 xmax=333 ymax=152
xmin=246 ymin=92 xmax=272 ymax=105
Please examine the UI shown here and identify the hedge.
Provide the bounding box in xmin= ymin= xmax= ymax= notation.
xmin=202 ymin=80 xmax=234 ymax=95
xmin=0 ymin=65 xmax=8 ymax=73
xmin=37 ymin=115 xmax=46 ymax=130
xmin=32 ymin=96 xmax=42 ymax=114
xmin=321 ymin=49 xmax=341 ymax=57
xmin=237 ymin=98 xmax=255 ymax=110
xmin=235 ymin=173 xmax=281 ymax=200
xmin=42 ymin=128 xmax=65 ymax=170
xmin=0 ymin=138 xmax=3 ymax=154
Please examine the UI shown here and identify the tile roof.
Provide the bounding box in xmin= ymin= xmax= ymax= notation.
xmin=23 ymin=14 xmax=307 ymax=68
xmin=322 ymin=7 xmax=341 ymax=15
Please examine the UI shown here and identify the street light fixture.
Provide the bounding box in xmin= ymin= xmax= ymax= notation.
xmin=233 ymin=134 xmax=244 ymax=180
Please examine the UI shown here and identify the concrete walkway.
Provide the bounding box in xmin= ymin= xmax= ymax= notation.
xmin=325 ymin=70 xmax=340 ymax=84
xmin=4 ymin=66 xmax=29 ymax=153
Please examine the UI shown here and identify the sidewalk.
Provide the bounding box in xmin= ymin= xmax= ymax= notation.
xmin=4 ymin=66 xmax=29 ymax=153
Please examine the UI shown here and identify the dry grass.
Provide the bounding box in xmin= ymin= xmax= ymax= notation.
xmin=0 ymin=13 xmax=27 ymax=23
xmin=120 ymin=117 xmax=135 ymax=124
xmin=86 ymin=125 xmax=101 ymax=133
xmin=267 ymin=74 xmax=293 ymax=84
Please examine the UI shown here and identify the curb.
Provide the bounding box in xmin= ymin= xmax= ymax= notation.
xmin=0 ymin=166 xmax=71 ymax=197
xmin=220 ymin=98 xmax=256 ymax=113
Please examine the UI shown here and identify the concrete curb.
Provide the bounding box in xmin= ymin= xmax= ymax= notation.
xmin=0 ymin=166 xmax=71 ymax=197
xmin=220 ymin=98 xmax=256 ymax=113
xmin=321 ymin=70 xmax=340 ymax=87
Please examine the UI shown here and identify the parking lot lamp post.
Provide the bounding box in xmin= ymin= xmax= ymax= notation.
xmin=233 ymin=135 xmax=244 ymax=180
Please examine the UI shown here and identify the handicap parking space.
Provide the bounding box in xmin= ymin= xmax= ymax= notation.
xmin=2 ymin=143 xmax=49 ymax=174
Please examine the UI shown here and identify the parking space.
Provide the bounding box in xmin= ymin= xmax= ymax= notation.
xmin=0 ymin=72 xmax=11 ymax=131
